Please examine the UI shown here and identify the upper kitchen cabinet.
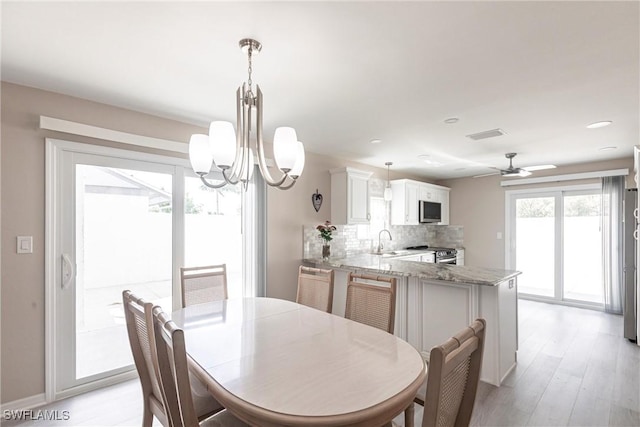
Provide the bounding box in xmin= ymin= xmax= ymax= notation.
xmin=330 ymin=167 xmax=373 ymax=224
xmin=391 ymin=179 xmax=450 ymax=225
xmin=391 ymin=180 xmax=420 ymax=225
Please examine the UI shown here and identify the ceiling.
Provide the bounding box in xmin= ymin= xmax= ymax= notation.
xmin=2 ymin=1 xmax=638 ymax=180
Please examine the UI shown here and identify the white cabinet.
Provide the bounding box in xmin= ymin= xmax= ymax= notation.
xmin=394 ymin=252 xmax=435 ymax=263
xmin=330 ymin=167 xmax=373 ymax=224
xmin=439 ymin=189 xmax=450 ymax=225
xmin=391 ymin=180 xmax=420 ymax=225
xmin=310 ymin=263 xmax=519 ymax=387
xmin=391 ymin=179 xmax=450 ymax=225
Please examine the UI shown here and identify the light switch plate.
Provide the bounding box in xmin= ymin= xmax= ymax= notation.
xmin=17 ymin=236 xmax=33 ymax=254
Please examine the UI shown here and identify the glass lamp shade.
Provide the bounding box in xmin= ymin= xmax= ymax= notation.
xmin=209 ymin=121 xmax=237 ymax=169
xmin=383 ymin=185 xmax=393 ymax=201
xmin=273 ymin=127 xmax=298 ymax=172
xmin=189 ymin=134 xmax=213 ymax=174
xmin=289 ymin=141 xmax=305 ymax=178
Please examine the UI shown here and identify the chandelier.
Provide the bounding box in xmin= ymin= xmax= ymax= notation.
xmin=188 ymin=38 xmax=305 ymax=190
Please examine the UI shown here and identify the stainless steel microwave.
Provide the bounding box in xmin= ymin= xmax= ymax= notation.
xmin=419 ymin=200 xmax=442 ymax=223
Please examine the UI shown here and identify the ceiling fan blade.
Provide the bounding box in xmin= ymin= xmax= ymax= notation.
xmin=522 ymin=164 xmax=556 ymax=172
xmin=473 ymin=171 xmax=500 ymax=178
xmin=502 ymin=169 xmax=532 ymax=177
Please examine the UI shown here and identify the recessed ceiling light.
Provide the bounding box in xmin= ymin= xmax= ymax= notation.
xmin=444 ymin=117 xmax=459 ymax=124
xmin=599 ymin=146 xmax=617 ymax=151
xmin=370 ymin=139 xmax=382 ymax=144
xmin=587 ymin=121 xmax=612 ymax=129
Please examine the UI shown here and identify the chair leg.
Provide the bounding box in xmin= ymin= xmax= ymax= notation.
xmin=141 ymin=406 xmax=153 ymax=427
xmin=404 ymin=402 xmax=415 ymax=427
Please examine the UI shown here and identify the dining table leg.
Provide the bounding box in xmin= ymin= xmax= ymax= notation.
xmin=404 ymin=402 xmax=415 ymax=427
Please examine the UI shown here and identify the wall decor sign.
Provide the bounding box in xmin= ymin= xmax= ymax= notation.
xmin=312 ymin=189 xmax=323 ymax=212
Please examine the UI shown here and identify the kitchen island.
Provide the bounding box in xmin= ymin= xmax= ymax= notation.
xmin=304 ymin=254 xmax=521 ymax=386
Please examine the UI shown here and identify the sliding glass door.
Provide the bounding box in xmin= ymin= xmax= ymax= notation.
xmin=47 ymin=139 xmax=261 ymax=399
xmin=514 ymin=195 xmax=557 ymax=297
xmin=562 ymin=193 xmax=602 ymax=303
xmin=508 ymin=185 xmax=603 ymax=307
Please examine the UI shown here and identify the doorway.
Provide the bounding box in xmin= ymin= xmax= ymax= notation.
xmin=507 ymin=185 xmax=604 ymax=307
xmin=46 ymin=139 xmax=259 ymax=400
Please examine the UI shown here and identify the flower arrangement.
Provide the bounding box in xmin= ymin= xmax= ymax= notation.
xmin=316 ymin=220 xmax=337 ymax=244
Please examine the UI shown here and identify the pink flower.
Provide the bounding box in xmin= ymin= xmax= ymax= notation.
xmin=316 ymin=221 xmax=337 ymax=243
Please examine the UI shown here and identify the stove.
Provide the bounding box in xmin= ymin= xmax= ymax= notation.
xmin=405 ymin=245 xmax=458 ymax=264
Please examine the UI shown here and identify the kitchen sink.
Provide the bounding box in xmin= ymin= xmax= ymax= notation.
xmin=372 ymin=250 xmax=411 ymax=257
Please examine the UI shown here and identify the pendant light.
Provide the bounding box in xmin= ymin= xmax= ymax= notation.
xmin=384 ymin=162 xmax=393 ymax=201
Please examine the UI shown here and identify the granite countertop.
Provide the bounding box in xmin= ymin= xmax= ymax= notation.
xmin=304 ymin=254 xmax=521 ymax=287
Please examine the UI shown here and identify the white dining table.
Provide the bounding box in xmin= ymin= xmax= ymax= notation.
xmin=170 ymin=297 xmax=426 ymax=427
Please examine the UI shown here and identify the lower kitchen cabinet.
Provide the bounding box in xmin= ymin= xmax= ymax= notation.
xmin=326 ymin=268 xmax=517 ymax=386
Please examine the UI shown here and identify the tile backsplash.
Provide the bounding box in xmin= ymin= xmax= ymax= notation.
xmin=303 ymin=175 xmax=463 ymax=259
xmin=303 ymin=223 xmax=464 ymax=259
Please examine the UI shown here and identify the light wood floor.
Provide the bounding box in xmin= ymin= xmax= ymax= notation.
xmin=3 ymin=300 xmax=639 ymax=427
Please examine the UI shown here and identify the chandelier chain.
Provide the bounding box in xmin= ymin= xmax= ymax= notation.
xmin=247 ymin=45 xmax=253 ymax=91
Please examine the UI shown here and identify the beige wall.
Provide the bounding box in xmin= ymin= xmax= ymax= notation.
xmin=1 ymin=82 xmax=206 ymax=403
xmin=0 ymin=82 xmax=423 ymax=403
xmin=438 ymin=158 xmax=634 ymax=269
xmin=4 ymin=81 xmax=633 ymax=403
xmin=265 ymin=154 xmax=422 ymax=301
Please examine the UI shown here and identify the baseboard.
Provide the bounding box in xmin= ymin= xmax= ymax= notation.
xmin=0 ymin=393 xmax=47 ymax=412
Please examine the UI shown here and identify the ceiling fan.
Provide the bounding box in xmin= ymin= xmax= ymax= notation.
xmin=473 ymin=153 xmax=556 ymax=178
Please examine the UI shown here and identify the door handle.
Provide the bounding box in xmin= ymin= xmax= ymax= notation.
xmin=61 ymin=254 xmax=74 ymax=290
xmin=634 ymin=208 xmax=638 ymax=220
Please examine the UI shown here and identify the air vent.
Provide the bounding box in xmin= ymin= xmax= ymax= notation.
xmin=465 ymin=128 xmax=506 ymax=141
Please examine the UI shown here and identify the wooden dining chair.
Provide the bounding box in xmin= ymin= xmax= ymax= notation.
xmin=414 ymin=318 xmax=487 ymax=427
xmin=152 ymin=305 xmax=248 ymax=427
xmin=122 ymin=291 xmax=223 ymax=427
xmin=296 ymin=265 xmax=335 ymax=312
xmin=180 ymin=264 xmax=228 ymax=308
xmin=345 ymin=272 xmax=397 ymax=334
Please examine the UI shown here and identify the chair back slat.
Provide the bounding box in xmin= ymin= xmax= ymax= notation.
xmin=296 ymin=266 xmax=334 ymax=312
xmin=122 ymin=291 xmax=168 ymax=426
xmin=422 ymin=318 xmax=486 ymax=427
xmin=153 ymin=307 xmax=200 ymax=427
xmin=345 ymin=273 xmax=396 ymax=334
xmin=180 ymin=264 xmax=228 ymax=307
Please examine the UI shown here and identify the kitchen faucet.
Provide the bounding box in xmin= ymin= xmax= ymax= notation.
xmin=376 ymin=229 xmax=392 ymax=254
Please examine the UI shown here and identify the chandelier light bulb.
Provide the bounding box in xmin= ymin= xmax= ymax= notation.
xmin=209 ymin=121 xmax=237 ymax=169
xmin=189 ymin=134 xmax=214 ymax=174
xmin=273 ymin=127 xmax=299 ymax=172
xmin=289 ymin=141 xmax=306 ymax=178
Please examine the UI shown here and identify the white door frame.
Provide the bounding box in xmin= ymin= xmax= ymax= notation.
xmin=46 ymin=137 xmax=264 ymax=401
xmin=505 ymin=183 xmax=602 ymax=308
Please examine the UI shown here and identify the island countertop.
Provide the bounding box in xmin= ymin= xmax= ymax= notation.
xmin=304 ymin=254 xmax=521 ymax=287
